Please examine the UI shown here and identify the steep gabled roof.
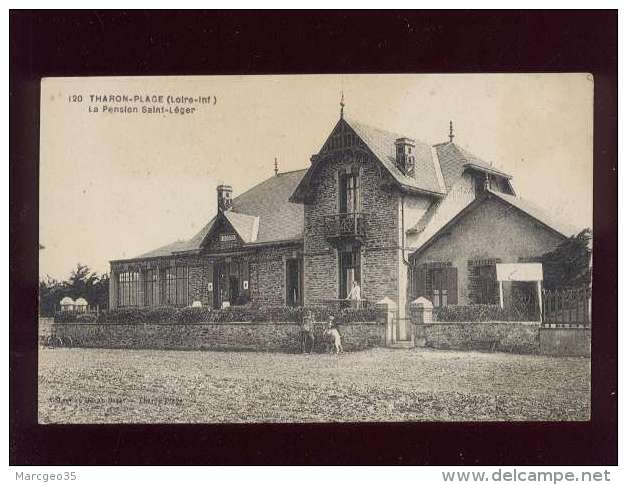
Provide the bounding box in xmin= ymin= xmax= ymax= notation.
xmin=223 ymin=211 xmax=259 ymax=244
xmin=408 ymin=180 xmax=477 ymax=250
xmin=133 ymin=169 xmax=306 ymax=259
xmin=487 ymin=189 xmax=579 ymax=239
xmin=291 ymin=117 xmax=446 ymax=202
xmin=434 ymin=142 xmax=512 ymax=191
xmin=409 ymin=188 xmax=579 ymax=259
xmin=346 ymin=118 xmax=444 ymax=195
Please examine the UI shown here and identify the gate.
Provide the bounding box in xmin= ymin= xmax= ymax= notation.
xmin=386 ymin=309 xmax=414 ymax=348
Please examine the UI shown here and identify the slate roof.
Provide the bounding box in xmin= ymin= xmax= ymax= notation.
xmin=408 ymin=180 xmax=477 ymax=250
xmin=346 ymin=118 xmax=444 ymax=195
xmin=125 ymin=117 xmax=570 ymax=264
xmin=434 ymin=142 xmax=511 ymax=190
xmin=487 ymin=189 xmax=579 ymax=238
xmin=135 ymin=239 xmax=195 ymax=258
xmin=134 ymin=169 xmax=306 ymax=259
xmin=409 ymin=187 xmax=579 ymax=258
xmin=223 ymin=211 xmax=259 ymax=244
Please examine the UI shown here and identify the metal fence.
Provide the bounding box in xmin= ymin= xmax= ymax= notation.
xmin=542 ymin=287 xmax=591 ymax=327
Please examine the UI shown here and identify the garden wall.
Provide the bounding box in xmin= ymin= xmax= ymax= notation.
xmin=44 ymin=321 xmax=384 ymax=353
xmin=539 ymin=327 xmax=591 ymax=357
xmin=415 ymin=321 xmax=541 ymax=354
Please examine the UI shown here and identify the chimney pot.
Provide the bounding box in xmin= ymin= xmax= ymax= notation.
xmin=394 ymin=137 xmax=416 ymax=177
xmin=217 ymin=184 xmax=233 ymax=212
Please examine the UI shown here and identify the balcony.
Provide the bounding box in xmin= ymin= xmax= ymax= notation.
xmin=322 ymin=212 xmax=368 ymax=244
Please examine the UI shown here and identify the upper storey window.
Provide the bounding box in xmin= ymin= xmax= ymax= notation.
xmin=339 ymin=170 xmax=360 ymax=214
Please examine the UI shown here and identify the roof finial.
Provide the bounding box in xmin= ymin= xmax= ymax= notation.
xmin=340 ymin=91 xmax=345 ymax=119
xmin=449 ymin=120 xmax=455 ymax=143
xmin=274 ymin=157 xmax=278 ymax=176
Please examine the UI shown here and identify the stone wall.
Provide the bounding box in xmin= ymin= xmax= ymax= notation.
xmin=539 ymin=327 xmax=591 ymax=357
xmin=415 ymin=321 xmax=541 ymax=354
xmin=45 ymin=321 xmax=384 ymax=353
xmin=303 ymin=149 xmax=416 ymax=305
xmin=111 ymin=243 xmax=303 ymax=310
xmin=249 ymin=245 xmax=302 ymax=306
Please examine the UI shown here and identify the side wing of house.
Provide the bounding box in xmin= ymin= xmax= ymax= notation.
xmin=409 ymin=193 xmax=571 ymax=307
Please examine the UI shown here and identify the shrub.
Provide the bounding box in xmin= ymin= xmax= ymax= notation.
xmin=252 ymin=306 xmax=304 ymax=323
xmin=54 ymin=311 xmax=76 ymax=323
xmin=99 ymin=308 xmax=149 ymax=324
xmin=335 ymin=306 xmax=379 ymax=324
xmin=145 ymin=306 xmax=179 ymax=323
xmin=75 ymin=313 xmax=97 ymax=323
xmin=248 ymin=305 xmax=377 ymax=324
xmin=72 ymin=304 xmax=381 ymax=325
xmin=207 ymin=307 xmax=255 ymax=323
xmin=433 ymin=305 xmax=530 ymax=322
xmin=176 ymin=306 xmax=212 ymax=324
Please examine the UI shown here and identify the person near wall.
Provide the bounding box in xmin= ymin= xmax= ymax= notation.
xmin=346 ymin=280 xmax=362 ymax=309
xmin=324 ymin=316 xmax=343 ymax=354
xmin=300 ymin=310 xmax=315 ymax=354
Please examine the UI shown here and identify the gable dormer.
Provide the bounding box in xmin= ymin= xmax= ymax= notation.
xmin=319 ymin=119 xmax=367 ymax=154
xmin=202 ymin=213 xmax=243 ymax=252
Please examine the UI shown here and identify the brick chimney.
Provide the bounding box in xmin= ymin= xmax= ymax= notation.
xmin=395 ymin=137 xmax=416 ymax=177
xmin=217 ymin=184 xmax=233 ymax=212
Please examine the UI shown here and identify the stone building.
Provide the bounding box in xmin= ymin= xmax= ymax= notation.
xmin=109 ymin=110 xmax=577 ymax=337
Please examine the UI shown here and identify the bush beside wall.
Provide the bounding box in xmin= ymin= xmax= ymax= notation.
xmin=433 ymin=305 xmax=535 ymax=322
xmin=94 ymin=305 xmax=379 ymax=325
xmin=417 ymin=322 xmax=540 ymax=354
xmin=48 ymin=321 xmax=384 ymax=353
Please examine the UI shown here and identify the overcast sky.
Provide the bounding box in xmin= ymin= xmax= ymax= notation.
xmin=39 ymin=74 xmax=593 ymax=280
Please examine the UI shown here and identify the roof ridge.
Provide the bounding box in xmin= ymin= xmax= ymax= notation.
xmin=345 ymin=116 xmax=431 ymax=146
xmin=276 ymin=168 xmax=308 ymax=176
xmin=231 ymin=171 xmax=300 ymax=205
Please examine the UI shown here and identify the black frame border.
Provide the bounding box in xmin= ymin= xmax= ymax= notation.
xmin=10 ymin=10 xmax=618 ymax=465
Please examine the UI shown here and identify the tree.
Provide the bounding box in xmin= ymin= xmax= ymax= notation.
xmin=541 ymin=228 xmax=592 ymax=290
xmin=38 ymin=275 xmax=67 ymax=317
xmin=38 ymin=263 xmax=110 ymax=316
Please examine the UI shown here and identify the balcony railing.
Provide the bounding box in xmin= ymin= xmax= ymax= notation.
xmin=322 ymin=212 xmax=368 ymax=241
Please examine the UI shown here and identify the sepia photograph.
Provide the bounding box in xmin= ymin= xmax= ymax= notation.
xmin=37 ymin=73 xmax=593 ymax=424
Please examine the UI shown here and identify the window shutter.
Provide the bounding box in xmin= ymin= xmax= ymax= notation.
xmin=446 ymin=266 xmax=458 ymax=305
xmin=414 ymin=264 xmax=427 ymax=299
xmin=240 ymin=260 xmax=249 ymax=299
xmin=206 ymin=263 xmax=214 ymax=308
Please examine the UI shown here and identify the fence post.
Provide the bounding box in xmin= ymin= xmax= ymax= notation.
xmin=376 ymin=297 xmax=397 ymax=347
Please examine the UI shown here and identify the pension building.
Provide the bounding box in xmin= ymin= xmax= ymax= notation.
xmin=109 ymin=109 xmax=576 ymax=341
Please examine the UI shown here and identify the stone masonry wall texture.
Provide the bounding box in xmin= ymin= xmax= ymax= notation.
xmin=303 ymin=153 xmax=401 ymax=305
xmin=415 ymin=322 xmax=541 ymax=354
xmin=48 ymin=322 xmax=385 ymax=353
xmin=112 ymin=244 xmax=303 ymax=309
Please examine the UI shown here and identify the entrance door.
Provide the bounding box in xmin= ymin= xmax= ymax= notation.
xmin=213 ymin=262 xmax=227 ymax=309
xmin=286 ymin=258 xmax=302 ymax=307
xmin=229 ymin=273 xmax=240 ymax=305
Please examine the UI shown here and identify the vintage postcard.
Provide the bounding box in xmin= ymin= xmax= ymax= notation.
xmin=38 ymin=74 xmax=592 ymax=423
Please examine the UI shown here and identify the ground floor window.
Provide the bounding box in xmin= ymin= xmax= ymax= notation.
xmin=162 ymin=266 xmax=188 ymax=306
xmin=412 ymin=262 xmax=458 ymax=307
xmin=285 ymin=258 xmax=303 ymax=307
xmin=118 ymin=270 xmax=139 ymax=307
xmin=144 ymin=268 xmax=159 ymax=307
xmin=468 ymin=259 xmax=501 ymax=304
xmin=338 ymin=247 xmax=361 ymax=299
